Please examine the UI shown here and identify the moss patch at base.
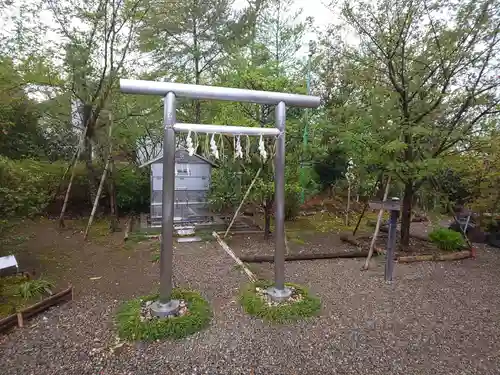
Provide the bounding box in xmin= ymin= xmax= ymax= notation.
xmin=240 ymin=280 xmax=321 ymax=323
xmin=116 ymin=289 xmax=212 ymax=341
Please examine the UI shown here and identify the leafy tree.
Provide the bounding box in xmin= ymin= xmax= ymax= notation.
xmin=0 ymin=56 xmax=43 ymax=159
xmin=323 ymin=0 xmax=500 ymax=246
xmin=139 ymin=0 xmax=264 ymax=123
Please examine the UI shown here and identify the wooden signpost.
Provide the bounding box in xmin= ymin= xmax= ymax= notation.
xmin=369 ymin=197 xmax=401 ymax=283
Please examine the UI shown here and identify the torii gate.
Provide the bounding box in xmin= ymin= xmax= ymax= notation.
xmin=120 ymin=79 xmax=320 ymax=317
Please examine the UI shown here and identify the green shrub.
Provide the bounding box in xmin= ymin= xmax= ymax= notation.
xmin=240 ymin=280 xmax=321 ymax=323
xmin=116 ymin=289 xmax=212 ymax=341
xmin=114 ymin=166 xmax=150 ymax=213
xmin=285 ymin=183 xmax=301 ymax=220
xmin=0 ymin=157 xmax=65 ymax=218
xmin=0 ymin=157 xmax=150 ymax=220
xmin=428 ymin=228 xmax=465 ymax=251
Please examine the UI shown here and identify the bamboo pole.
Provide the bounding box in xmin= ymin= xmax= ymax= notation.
xmin=362 ymin=176 xmax=391 ymax=270
xmin=84 ymin=158 xmax=111 ymax=240
xmin=50 ymin=148 xmax=79 ymax=204
xmin=58 ymin=146 xmax=83 ymax=228
xmin=84 ymin=116 xmax=114 ymax=240
xmin=213 ymin=232 xmax=257 ymax=282
xmin=59 ymin=105 xmax=93 ymax=228
xmin=224 ymin=167 xmax=262 ymax=238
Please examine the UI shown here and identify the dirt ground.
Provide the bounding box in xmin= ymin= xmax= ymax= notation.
xmin=1 ymin=218 xmax=500 ymax=374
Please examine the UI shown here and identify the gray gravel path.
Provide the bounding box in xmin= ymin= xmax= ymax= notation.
xmin=2 ymin=234 xmax=500 ymax=374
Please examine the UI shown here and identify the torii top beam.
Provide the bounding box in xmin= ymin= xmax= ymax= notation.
xmin=120 ymin=79 xmax=321 ymax=109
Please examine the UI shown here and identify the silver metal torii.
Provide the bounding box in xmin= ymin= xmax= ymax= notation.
xmin=120 ymin=79 xmax=321 ymax=317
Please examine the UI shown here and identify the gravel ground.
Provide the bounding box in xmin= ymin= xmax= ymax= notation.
xmin=227 ymin=231 xmax=356 ymax=257
xmin=1 ymin=220 xmax=500 ymax=374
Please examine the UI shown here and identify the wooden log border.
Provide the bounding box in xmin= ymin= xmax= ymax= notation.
xmin=0 ymin=286 xmax=73 ymax=334
xmin=397 ymin=250 xmax=472 ymax=263
xmin=239 ymin=250 xmax=370 ymax=263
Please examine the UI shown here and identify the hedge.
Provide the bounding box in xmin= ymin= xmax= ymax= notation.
xmin=0 ymin=157 xmax=150 ymax=220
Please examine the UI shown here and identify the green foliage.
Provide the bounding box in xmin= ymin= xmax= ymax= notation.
xmin=314 ymin=146 xmax=348 ymax=189
xmin=0 ymin=158 xmax=149 ymax=219
xmin=284 ymin=182 xmax=301 ymax=220
xmin=17 ymin=278 xmax=53 ymax=300
xmin=0 ymin=56 xmax=45 ymax=160
xmin=208 ymin=162 xmax=241 ymax=212
xmin=0 ymin=275 xmax=54 ymax=317
xmin=0 ymin=157 xmax=65 ymax=218
xmin=116 ymin=289 xmax=212 ymax=341
xmin=428 ymin=228 xmax=466 ymax=252
xmin=434 ymin=168 xmax=474 ymax=206
xmin=240 ymin=280 xmax=321 ymax=323
xmin=114 ymin=166 xmax=150 ymax=213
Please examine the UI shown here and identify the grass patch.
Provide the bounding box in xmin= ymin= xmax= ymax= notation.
xmin=0 ymin=275 xmax=54 ymax=318
xmin=284 ymin=211 xmax=389 ymax=235
xmin=116 ymin=289 xmax=212 ymax=341
xmin=127 ymin=232 xmax=152 ymax=243
xmin=197 ymin=230 xmax=216 ymax=242
xmin=151 ymin=250 xmax=160 ymax=263
xmin=240 ymin=280 xmax=321 ymax=324
xmin=289 ymin=235 xmax=306 ymax=245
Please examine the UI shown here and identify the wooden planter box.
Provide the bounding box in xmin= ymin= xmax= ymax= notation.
xmin=0 ymin=286 xmax=73 ymax=334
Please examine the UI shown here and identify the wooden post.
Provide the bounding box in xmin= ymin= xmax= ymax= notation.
xmin=59 ymin=105 xmax=93 ymax=228
xmin=84 ymin=116 xmax=114 ymax=240
xmin=58 ymin=146 xmax=83 ymax=228
xmin=363 ymin=176 xmax=391 ymax=270
xmin=385 ymin=200 xmax=400 ymax=283
xmin=367 ymin=198 xmax=401 ymax=283
xmin=224 ymin=167 xmax=262 ymax=238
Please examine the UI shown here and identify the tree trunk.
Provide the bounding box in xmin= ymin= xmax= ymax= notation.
xmin=264 ymin=200 xmax=272 ymax=240
xmin=400 ymin=181 xmax=414 ymax=248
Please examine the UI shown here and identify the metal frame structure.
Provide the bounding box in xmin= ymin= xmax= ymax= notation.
xmin=120 ymin=79 xmax=320 ymax=317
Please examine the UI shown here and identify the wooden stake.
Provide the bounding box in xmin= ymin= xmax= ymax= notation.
xmin=50 ymin=149 xmax=79 ymax=205
xmin=84 ymin=116 xmax=114 ymax=240
xmin=108 ymin=158 xmax=118 ymax=232
xmin=363 ymin=176 xmax=391 ymax=270
xmin=123 ymin=217 xmax=133 ymax=241
xmin=346 ymin=181 xmax=351 ymax=226
xmin=58 ymin=147 xmax=82 ymax=228
xmin=16 ymin=312 xmax=23 ymax=328
xmin=59 ymin=105 xmax=93 ymax=228
xmin=213 ymin=232 xmax=257 ymax=282
xmin=224 ymin=167 xmax=262 ymax=238
xmin=84 ymin=157 xmax=111 ymax=240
